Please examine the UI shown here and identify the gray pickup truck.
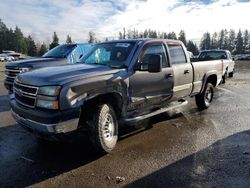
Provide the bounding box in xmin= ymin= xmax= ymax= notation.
xmin=10 ymin=39 xmax=223 ymax=153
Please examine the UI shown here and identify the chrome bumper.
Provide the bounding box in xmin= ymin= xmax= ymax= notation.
xmin=11 ymin=109 xmax=79 ymax=134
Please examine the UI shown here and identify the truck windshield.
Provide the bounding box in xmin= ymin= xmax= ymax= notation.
xmin=80 ymin=42 xmax=135 ymax=68
xmin=43 ymin=44 xmax=76 ymax=58
xmin=199 ymin=51 xmax=227 ymax=60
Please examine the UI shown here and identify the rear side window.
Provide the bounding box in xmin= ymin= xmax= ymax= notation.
xmin=168 ymin=45 xmax=187 ymax=64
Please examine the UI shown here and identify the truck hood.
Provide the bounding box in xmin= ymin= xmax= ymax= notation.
xmin=16 ymin=64 xmax=124 ymax=86
xmin=5 ymin=57 xmax=68 ymax=69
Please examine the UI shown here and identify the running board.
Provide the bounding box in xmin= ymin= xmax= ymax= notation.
xmin=123 ymin=100 xmax=188 ymax=124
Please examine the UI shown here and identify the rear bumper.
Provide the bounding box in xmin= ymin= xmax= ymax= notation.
xmin=10 ymin=97 xmax=81 ymax=135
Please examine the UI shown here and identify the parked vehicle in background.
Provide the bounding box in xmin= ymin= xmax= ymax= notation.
xmin=0 ymin=53 xmax=15 ymax=61
xmin=236 ymin=54 xmax=250 ymax=60
xmin=10 ymin=39 xmax=224 ymax=153
xmin=4 ymin=43 xmax=92 ymax=92
xmin=0 ymin=54 xmax=5 ymax=62
xmin=197 ymin=49 xmax=235 ymax=82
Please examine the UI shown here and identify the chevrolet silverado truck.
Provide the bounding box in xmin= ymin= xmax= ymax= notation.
xmin=197 ymin=49 xmax=235 ymax=83
xmin=10 ymin=39 xmax=224 ymax=153
xmin=4 ymin=43 xmax=92 ymax=92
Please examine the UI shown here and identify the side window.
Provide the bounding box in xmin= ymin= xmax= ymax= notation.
xmin=140 ymin=44 xmax=168 ymax=67
xmin=168 ymin=45 xmax=187 ymax=64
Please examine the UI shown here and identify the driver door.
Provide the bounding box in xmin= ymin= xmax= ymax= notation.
xmin=128 ymin=42 xmax=174 ymax=112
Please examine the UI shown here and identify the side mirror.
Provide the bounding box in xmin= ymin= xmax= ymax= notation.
xmin=147 ymin=54 xmax=162 ymax=73
xmin=135 ymin=54 xmax=162 ymax=73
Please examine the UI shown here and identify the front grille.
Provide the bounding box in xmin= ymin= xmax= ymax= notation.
xmin=14 ymin=82 xmax=38 ymax=108
xmin=5 ymin=68 xmax=21 ymax=79
xmin=15 ymin=92 xmax=36 ymax=107
xmin=14 ymin=82 xmax=37 ymax=96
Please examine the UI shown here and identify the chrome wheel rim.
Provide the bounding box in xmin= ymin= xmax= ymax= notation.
xmin=205 ymin=87 xmax=212 ymax=106
xmin=102 ymin=113 xmax=115 ymax=142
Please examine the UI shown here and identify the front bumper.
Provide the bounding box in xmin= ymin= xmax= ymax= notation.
xmin=10 ymin=98 xmax=80 ymax=135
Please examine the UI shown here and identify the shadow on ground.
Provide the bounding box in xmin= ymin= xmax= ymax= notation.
xmin=126 ymin=130 xmax=250 ymax=188
xmin=0 ymin=110 xmax=189 ymax=187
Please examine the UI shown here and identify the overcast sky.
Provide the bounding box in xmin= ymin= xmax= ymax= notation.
xmin=1 ymin=0 xmax=250 ymax=43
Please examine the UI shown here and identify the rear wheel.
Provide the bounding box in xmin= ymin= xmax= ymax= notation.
xmin=86 ymin=104 xmax=118 ymax=153
xmin=195 ymin=83 xmax=214 ymax=110
xmin=222 ymin=71 xmax=227 ymax=84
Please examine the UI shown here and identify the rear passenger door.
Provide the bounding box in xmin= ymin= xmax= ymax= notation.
xmin=168 ymin=43 xmax=193 ymax=100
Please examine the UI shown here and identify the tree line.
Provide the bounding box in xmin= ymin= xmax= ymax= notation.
xmin=0 ymin=19 xmax=73 ymax=56
xmin=1 ymin=18 xmax=249 ymax=57
xmin=199 ymin=29 xmax=249 ymax=54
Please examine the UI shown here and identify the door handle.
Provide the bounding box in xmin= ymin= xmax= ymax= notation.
xmin=165 ymin=73 xmax=173 ymax=78
xmin=184 ymin=70 xmax=190 ymax=74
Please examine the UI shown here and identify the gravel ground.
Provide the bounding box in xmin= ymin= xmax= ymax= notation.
xmin=0 ymin=61 xmax=249 ymax=187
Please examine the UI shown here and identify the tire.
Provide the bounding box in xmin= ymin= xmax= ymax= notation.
xmin=86 ymin=104 xmax=118 ymax=153
xmin=222 ymin=71 xmax=227 ymax=84
xmin=228 ymin=72 xmax=234 ymax=78
xmin=195 ymin=83 xmax=214 ymax=110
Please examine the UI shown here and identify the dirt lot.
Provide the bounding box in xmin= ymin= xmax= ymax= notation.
xmin=0 ymin=61 xmax=249 ymax=187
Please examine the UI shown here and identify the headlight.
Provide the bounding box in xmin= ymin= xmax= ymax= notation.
xmin=20 ymin=67 xmax=30 ymax=73
xmin=36 ymin=99 xmax=59 ymax=109
xmin=38 ymin=86 xmax=61 ymax=96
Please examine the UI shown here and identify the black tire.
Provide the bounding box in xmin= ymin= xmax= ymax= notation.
xmin=86 ymin=104 xmax=118 ymax=153
xmin=228 ymin=72 xmax=234 ymax=78
xmin=222 ymin=72 xmax=227 ymax=84
xmin=195 ymin=83 xmax=214 ymax=110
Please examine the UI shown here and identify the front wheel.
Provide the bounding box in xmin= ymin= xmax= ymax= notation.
xmin=87 ymin=104 xmax=118 ymax=153
xmin=195 ymin=83 xmax=214 ymax=110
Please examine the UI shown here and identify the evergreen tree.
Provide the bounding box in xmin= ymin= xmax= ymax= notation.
xmin=218 ymin=29 xmax=225 ymax=49
xmin=38 ymin=43 xmax=48 ymax=56
xmin=167 ymin=32 xmax=177 ymax=40
xmin=26 ymin=35 xmax=37 ymax=56
xmin=123 ymin=28 xmax=126 ymax=39
xmin=178 ymin=30 xmax=187 ymax=46
xmin=223 ymin=29 xmax=230 ymax=50
xmin=243 ymin=30 xmax=249 ymax=53
xmin=211 ymin=32 xmax=218 ymax=49
xmin=143 ymin=29 xmax=149 ymax=38
xmin=187 ymin=40 xmax=199 ymax=55
xmin=118 ymin=32 xmax=123 ymax=39
xmin=49 ymin=32 xmax=59 ymax=49
xmin=200 ymin=32 xmax=211 ymax=50
xmin=88 ymin=31 xmax=95 ymax=43
xmin=5 ymin=28 xmax=16 ymax=51
xmin=14 ymin=26 xmax=27 ymax=53
xmin=228 ymin=29 xmax=236 ymax=52
xmin=66 ymin=35 xmax=72 ymax=44
xmin=0 ymin=19 xmax=8 ymax=52
xmin=236 ymin=30 xmax=244 ymax=54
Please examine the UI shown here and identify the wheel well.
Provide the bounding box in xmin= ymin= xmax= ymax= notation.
xmin=207 ymin=74 xmax=217 ymax=87
xmin=81 ymin=93 xmax=123 ymax=119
